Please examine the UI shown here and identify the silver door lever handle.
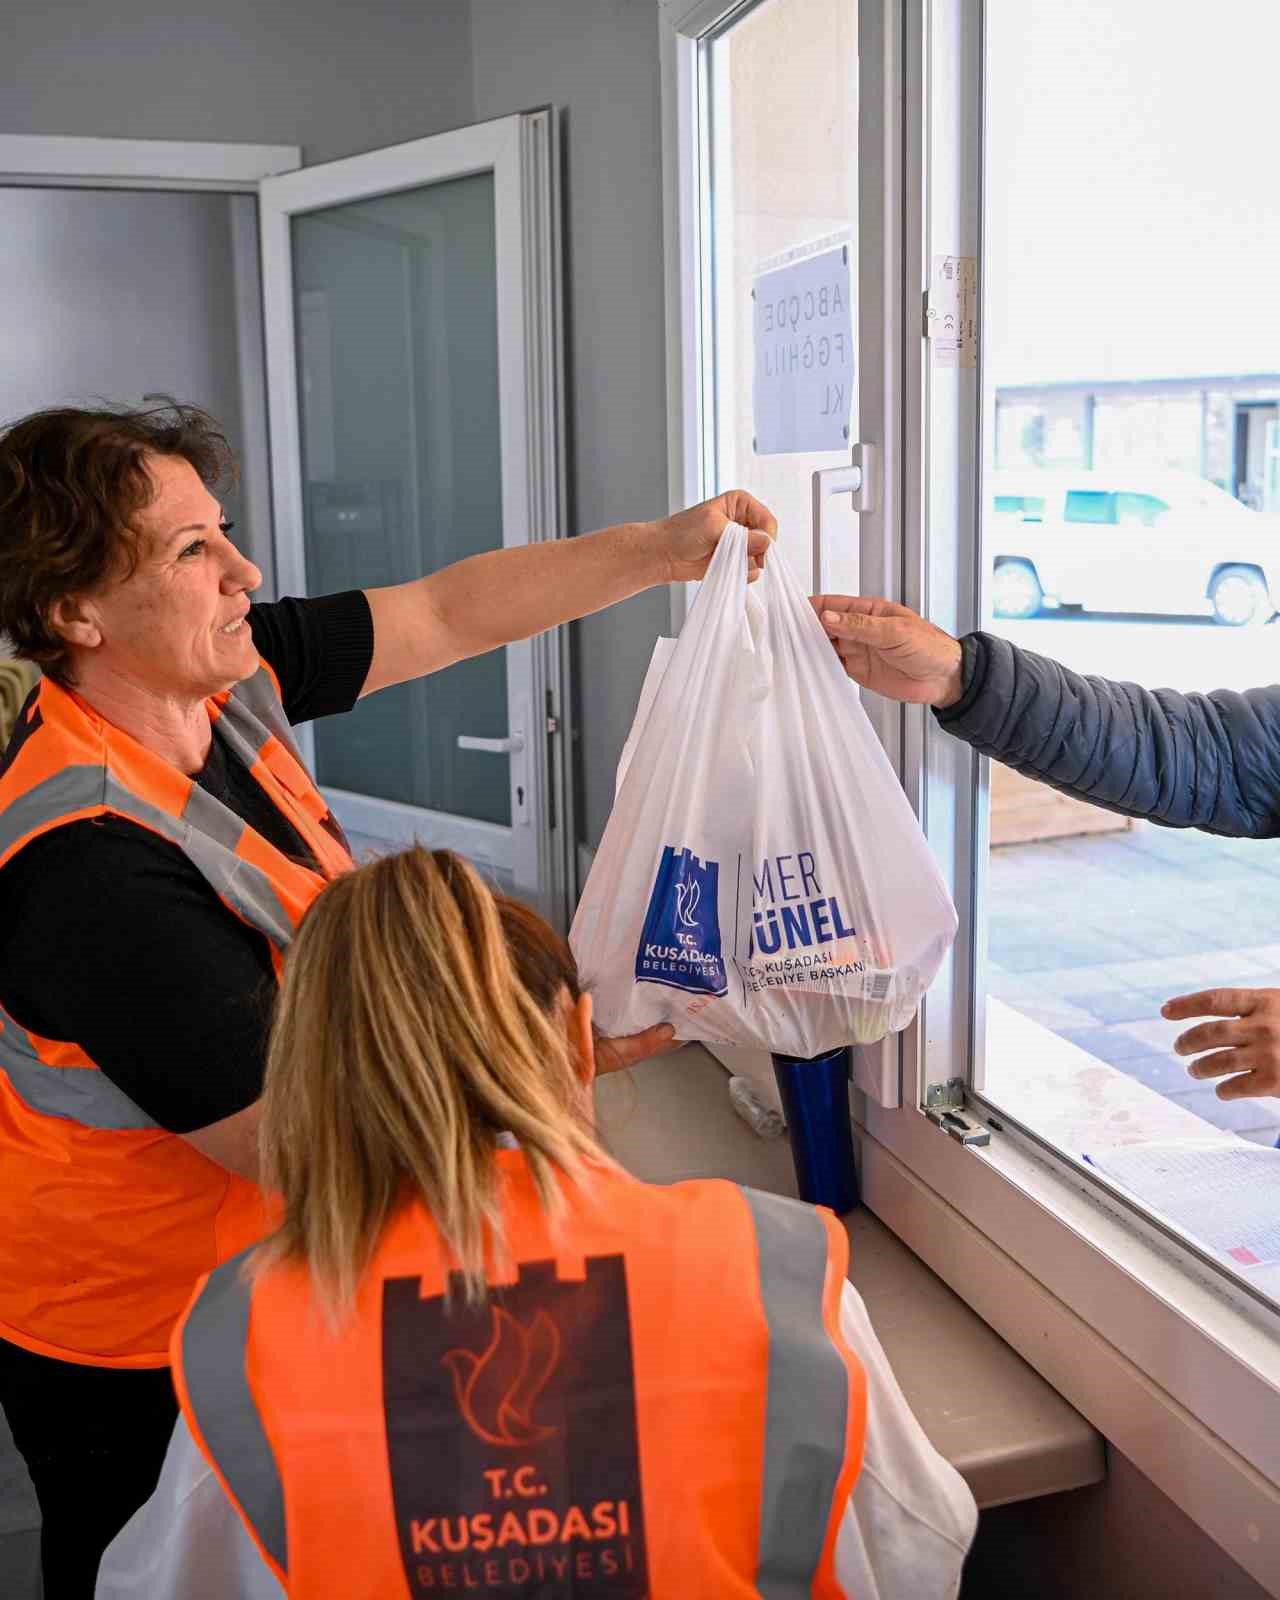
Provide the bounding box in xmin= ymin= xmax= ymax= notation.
xmin=457 ymin=734 xmax=525 ymax=754
xmin=812 ymin=443 xmax=878 ymax=593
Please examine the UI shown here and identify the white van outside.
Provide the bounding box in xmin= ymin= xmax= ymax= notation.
xmin=988 ymin=467 xmax=1280 ymax=625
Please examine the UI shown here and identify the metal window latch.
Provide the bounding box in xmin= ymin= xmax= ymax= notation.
xmin=924 ymin=1079 xmax=991 ymax=1147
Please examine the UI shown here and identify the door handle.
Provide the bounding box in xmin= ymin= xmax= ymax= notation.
xmin=457 ymin=719 xmax=530 ymax=826
xmin=456 ymin=734 xmax=526 ymax=755
xmin=812 ymin=442 xmax=879 ymax=593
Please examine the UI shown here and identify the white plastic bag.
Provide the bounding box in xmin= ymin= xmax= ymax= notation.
xmin=570 ymin=524 xmax=957 ymax=1060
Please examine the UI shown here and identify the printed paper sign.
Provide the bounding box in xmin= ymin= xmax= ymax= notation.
xmin=752 ymin=244 xmax=854 ymax=455
xmin=1084 ymin=1141 xmax=1280 ymax=1272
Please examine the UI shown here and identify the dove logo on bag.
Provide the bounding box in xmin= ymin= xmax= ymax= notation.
xmin=675 ymin=879 xmax=701 ymax=929
xmin=634 ymin=846 xmax=728 ymax=997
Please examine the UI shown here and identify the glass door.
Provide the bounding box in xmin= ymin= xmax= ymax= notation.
xmin=667 ymin=0 xmax=901 ymax=1104
xmin=702 ymin=0 xmax=862 ymax=599
xmin=259 ymin=114 xmax=572 ymax=921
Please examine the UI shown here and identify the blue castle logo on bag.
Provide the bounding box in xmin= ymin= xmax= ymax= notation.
xmin=635 ymin=846 xmax=728 ymax=997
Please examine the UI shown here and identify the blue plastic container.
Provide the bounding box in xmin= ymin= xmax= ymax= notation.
xmin=770 ymin=1046 xmax=860 ymax=1214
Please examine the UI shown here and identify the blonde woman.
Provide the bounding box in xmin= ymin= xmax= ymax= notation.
xmin=97 ymin=849 xmax=976 ymax=1600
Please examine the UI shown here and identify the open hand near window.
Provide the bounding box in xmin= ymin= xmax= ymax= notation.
xmin=1163 ymin=988 xmax=1280 ymax=1100
xmin=811 ymin=595 xmax=965 ymax=707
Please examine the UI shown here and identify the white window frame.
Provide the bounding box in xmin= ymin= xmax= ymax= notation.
xmin=660 ymin=2 xmax=1280 ymax=1585
xmin=660 ymin=2 xmax=717 ymax=634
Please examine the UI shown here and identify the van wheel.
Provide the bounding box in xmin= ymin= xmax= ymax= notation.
xmin=1209 ymin=566 xmax=1271 ymax=627
xmin=992 ymin=560 xmax=1043 ymax=620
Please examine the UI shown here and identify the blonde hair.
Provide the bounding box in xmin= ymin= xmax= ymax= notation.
xmin=256 ymin=847 xmax=607 ymax=1310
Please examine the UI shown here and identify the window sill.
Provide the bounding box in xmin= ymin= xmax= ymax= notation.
xmin=975 ymin=999 xmax=1280 ymax=1343
xmin=594 ymin=1043 xmax=1103 ymax=1509
xmin=864 ymin=1006 xmax=1280 ymax=1592
xmin=979 ymin=999 xmax=1280 ymax=1301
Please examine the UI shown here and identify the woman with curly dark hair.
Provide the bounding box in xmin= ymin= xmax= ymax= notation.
xmin=0 ymin=399 xmax=774 ymax=1596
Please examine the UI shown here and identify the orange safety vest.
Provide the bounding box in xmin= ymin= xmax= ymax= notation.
xmin=0 ymin=667 xmax=353 ymax=1367
xmin=173 ymin=1153 xmax=867 ymax=1599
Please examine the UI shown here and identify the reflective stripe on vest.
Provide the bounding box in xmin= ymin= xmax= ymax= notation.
xmin=181 ymin=1249 xmax=288 ymax=1576
xmin=0 ymin=1007 xmax=156 ymax=1130
xmin=228 ymin=664 xmax=304 ymax=756
xmin=745 ymin=1189 xmax=851 ymax=1598
xmin=212 ymin=666 xmax=353 ymax=884
xmin=0 ymin=764 xmax=295 ymax=948
xmin=0 ymin=666 xmax=351 ymax=1364
xmin=0 ymin=751 xmax=297 ymax=1127
xmin=177 ymin=1180 xmax=861 ymax=1595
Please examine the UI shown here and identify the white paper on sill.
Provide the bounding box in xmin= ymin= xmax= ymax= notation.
xmin=1084 ymin=1139 xmax=1280 ymax=1270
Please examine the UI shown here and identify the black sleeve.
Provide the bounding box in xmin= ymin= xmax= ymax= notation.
xmin=934 ymin=631 xmax=1280 ymax=839
xmin=247 ymin=591 xmax=375 ymax=725
xmin=0 ymin=820 xmax=277 ymax=1132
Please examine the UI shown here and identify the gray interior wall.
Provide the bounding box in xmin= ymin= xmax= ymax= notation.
xmin=0 ymin=188 xmax=274 ymax=578
xmin=469 ymin=0 xmax=674 ymax=848
xmin=0 ymin=0 xmax=474 ymax=165
xmin=0 ymin=189 xmax=242 ymax=431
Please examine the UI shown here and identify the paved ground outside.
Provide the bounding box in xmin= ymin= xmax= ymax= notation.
xmin=988 ymin=822 xmax=1280 ymax=1146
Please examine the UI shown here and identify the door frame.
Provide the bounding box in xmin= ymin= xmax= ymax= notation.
xmin=1 ymin=127 xmax=576 ymax=925
xmin=0 ymin=133 xmax=300 ymax=190
xmin=0 ymin=134 xmax=299 ymax=594
xmin=258 ymin=112 xmax=575 ymax=925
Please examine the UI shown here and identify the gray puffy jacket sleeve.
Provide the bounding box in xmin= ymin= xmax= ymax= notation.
xmin=935 ymin=632 xmax=1280 ymax=839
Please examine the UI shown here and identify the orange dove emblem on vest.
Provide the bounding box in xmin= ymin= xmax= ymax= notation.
xmin=443 ymin=1306 xmax=561 ymax=1448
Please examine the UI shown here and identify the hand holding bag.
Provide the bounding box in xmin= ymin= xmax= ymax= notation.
xmin=571 ymin=525 xmax=957 ymax=1061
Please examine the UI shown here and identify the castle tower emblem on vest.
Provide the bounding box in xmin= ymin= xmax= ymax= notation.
xmin=443 ymin=1306 xmax=560 ymax=1448
xmin=384 ymin=1257 xmax=649 ymax=1595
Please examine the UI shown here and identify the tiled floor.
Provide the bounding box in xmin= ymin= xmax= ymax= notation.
xmin=989 ymin=825 xmax=1280 ymax=1146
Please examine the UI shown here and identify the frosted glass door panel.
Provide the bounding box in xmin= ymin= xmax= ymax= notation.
xmin=292 ymin=173 xmax=510 ymax=827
